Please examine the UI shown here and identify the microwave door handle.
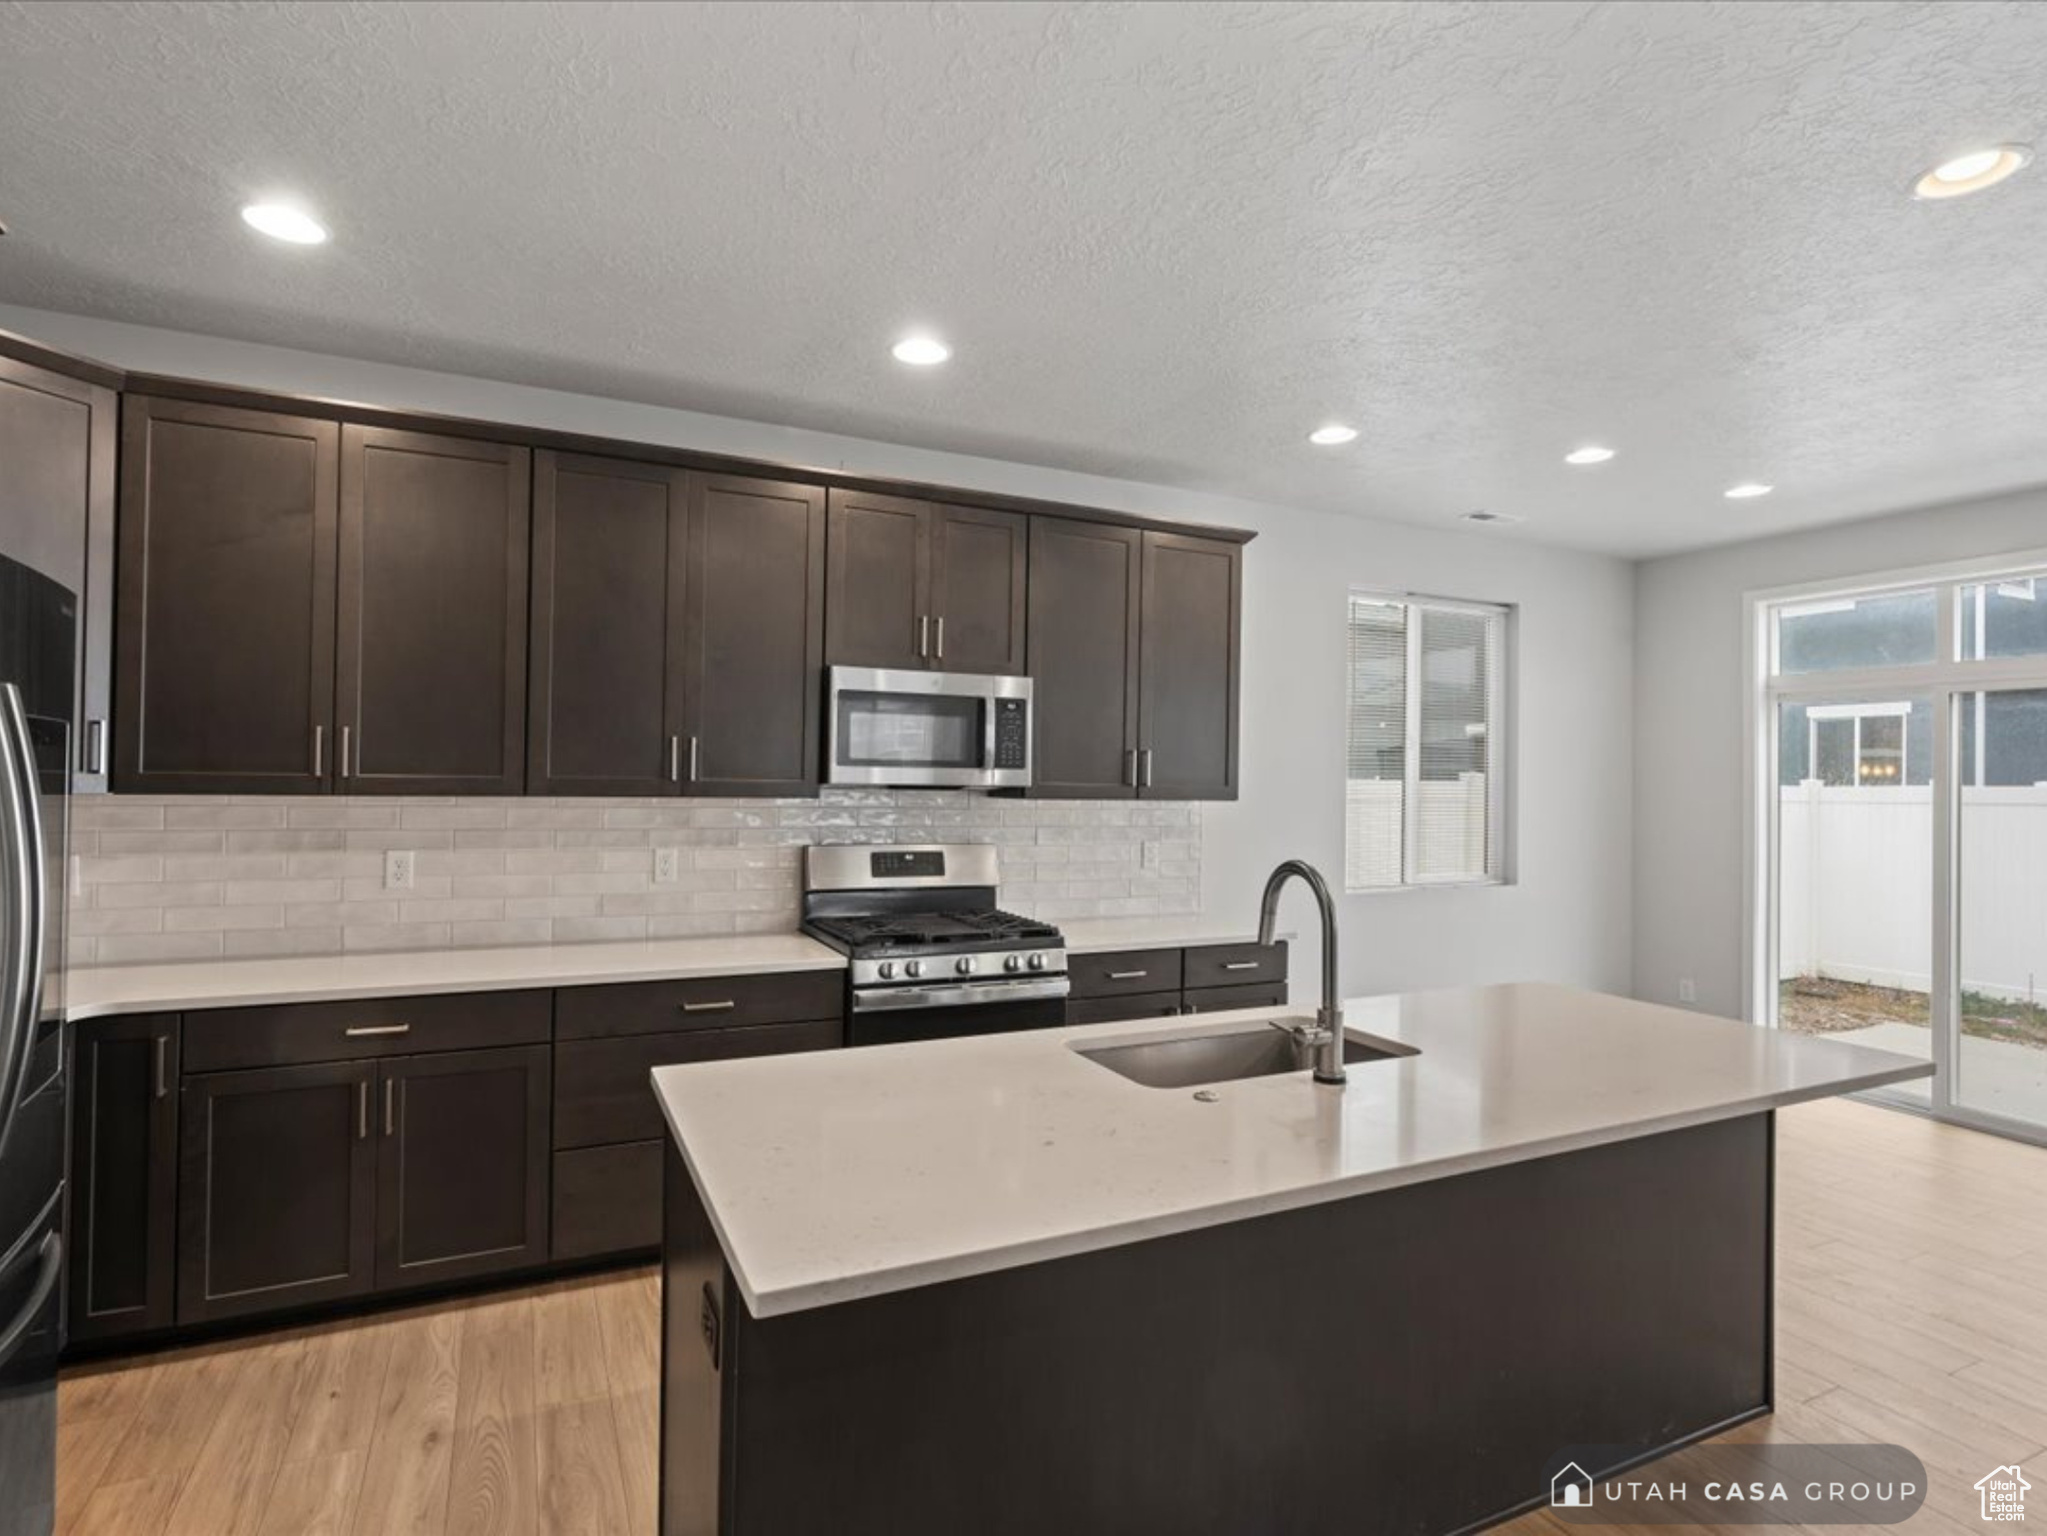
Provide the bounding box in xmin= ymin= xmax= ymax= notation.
xmin=0 ymin=684 xmax=47 ymax=1158
xmin=984 ymin=690 xmax=999 ymax=774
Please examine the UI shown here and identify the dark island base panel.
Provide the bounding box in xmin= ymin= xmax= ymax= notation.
xmin=659 ymin=1113 xmax=1773 ymax=1536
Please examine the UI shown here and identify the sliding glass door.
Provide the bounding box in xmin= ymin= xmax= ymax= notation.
xmin=1757 ymin=564 xmax=2047 ymax=1143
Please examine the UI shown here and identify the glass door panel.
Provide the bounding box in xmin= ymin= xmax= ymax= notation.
xmin=1774 ymin=696 xmax=1934 ymax=1103
xmin=1953 ymin=686 xmax=2047 ymax=1129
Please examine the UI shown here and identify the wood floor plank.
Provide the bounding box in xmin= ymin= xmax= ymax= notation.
xmin=66 ymin=1475 xmax=185 ymax=1536
xmin=610 ymin=1386 xmax=660 ymax=1536
xmin=536 ymin=1397 xmax=634 ymax=1536
xmin=94 ymin=1344 xmax=237 ymax=1489
xmin=532 ymin=1277 xmax=613 ymax=1408
xmin=163 ymin=1336 xmax=315 ymax=1536
xmin=347 ymin=1303 xmax=465 ymax=1536
xmin=55 ymin=1401 xmax=130 ymax=1536
xmin=594 ymin=1267 xmax=660 ymax=1394
xmin=283 ymin=1315 xmax=398 ymax=1464
xmin=446 ymin=1295 xmax=540 ymax=1536
xmin=257 ymin=1451 xmax=365 ymax=1536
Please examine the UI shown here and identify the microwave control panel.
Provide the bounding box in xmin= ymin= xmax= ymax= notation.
xmin=993 ymin=698 xmax=1029 ymax=769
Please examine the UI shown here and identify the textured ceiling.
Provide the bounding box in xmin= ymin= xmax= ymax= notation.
xmin=3 ymin=1 xmax=2046 ymax=556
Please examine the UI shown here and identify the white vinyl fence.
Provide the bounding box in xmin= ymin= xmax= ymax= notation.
xmin=1778 ymin=782 xmax=2047 ymax=1004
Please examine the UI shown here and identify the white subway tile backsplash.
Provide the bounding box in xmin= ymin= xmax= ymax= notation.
xmin=68 ymin=790 xmax=1200 ymax=966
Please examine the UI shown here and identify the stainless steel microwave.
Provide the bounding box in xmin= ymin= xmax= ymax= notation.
xmin=825 ymin=667 xmax=1032 ymax=789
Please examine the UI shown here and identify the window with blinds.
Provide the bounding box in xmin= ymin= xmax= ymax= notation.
xmin=1345 ymin=592 xmax=1508 ymax=890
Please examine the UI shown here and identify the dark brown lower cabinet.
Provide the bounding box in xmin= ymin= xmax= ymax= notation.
xmin=375 ymin=1046 xmax=551 ymax=1290
xmin=1064 ymin=943 xmax=1290 ymax=1027
xmin=177 ymin=1060 xmax=377 ymax=1325
xmin=67 ymin=1015 xmax=179 ymax=1343
xmin=552 ymin=1141 xmax=663 ymax=1262
xmin=1065 ymin=992 xmax=1180 ymax=1027
xmin=1181 ymin=983 xmax=1287 ymax=1014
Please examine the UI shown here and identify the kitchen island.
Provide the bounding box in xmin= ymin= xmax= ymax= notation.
xmin=651 ymin=982 xmax=1930 ymax=1536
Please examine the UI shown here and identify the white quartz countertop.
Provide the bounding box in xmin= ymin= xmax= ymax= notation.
xmin=63 ymin=933 xmax=845 ymax=1019
xmin=1056 ymin=915 xmax=1281 ymax=954
xmin=652 ymin=981 xmax=1932 ymax=1318
xmin=62 ymin=915 xmax=1277 ymax=1018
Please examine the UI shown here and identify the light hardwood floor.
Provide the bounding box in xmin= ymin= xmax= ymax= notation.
xmin=56 ymin=1098 xmax=2047 ymax=1535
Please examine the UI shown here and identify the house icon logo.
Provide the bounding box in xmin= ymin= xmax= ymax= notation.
xmin=1552 ymin=1462 xmax=1594 ymax=1508
xmin=1976 ymin=1465 xmax=2029 ymax=1522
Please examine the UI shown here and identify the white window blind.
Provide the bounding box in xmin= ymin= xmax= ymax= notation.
xmin=1346 ymin=593 xmax=1507 ymax=890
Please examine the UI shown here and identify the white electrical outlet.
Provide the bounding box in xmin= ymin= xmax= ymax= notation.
xmin=653 ymin=847 xmax=680 ymax=885
xmin=1677 ymin=977 xmax=1698 ymax=1005
xmin=384 ymin=849 xmax=416 ymax=891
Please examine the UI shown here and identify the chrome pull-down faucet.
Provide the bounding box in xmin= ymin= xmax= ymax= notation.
xmin=1256 ymin=859 xmax=1345 ymax=1086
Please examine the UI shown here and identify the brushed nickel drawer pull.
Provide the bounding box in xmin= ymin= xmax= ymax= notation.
xmin=357 ymin=1081 xmax=369 ymax=1140
xmin=384 ymin=1079 xmax=396 ymax=1137
xmin=345 ymin=1023 xmax=412 ymax=1038
xmin=681 ymin=1000 xmax=736 ymax=1013
xmin=1221 ymin=961 xmax=1262 ymax=972
xmin=1106 ymin=970 xmax=1149 ymax=980
xmin=153 ymin=1036 xmax=169 ymax=1099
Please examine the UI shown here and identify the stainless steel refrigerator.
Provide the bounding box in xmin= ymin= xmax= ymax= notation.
xmin=0 ymin=550 xmax=72 ymax=1536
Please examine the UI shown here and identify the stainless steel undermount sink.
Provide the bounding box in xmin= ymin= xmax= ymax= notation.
xmin=1075 ymin=1019 xmax=1418 ymax=1090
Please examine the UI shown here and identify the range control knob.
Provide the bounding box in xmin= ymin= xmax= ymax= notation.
xmin=1027 ymin=952 xmax=1047 ymax=972
xmin=906 ymin=960 xmax=925 ymax=979
xmin=1003 ymin=954 xmax=1023 ymax=973
xmin=878 ymin=961 xmax=897 ymax=980
xmin=956 ymin=956 xmax=977 ymax=976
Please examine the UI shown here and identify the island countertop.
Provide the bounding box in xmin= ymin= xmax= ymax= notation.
xmin=652 ymin=981 xmax=1931 ymax=1318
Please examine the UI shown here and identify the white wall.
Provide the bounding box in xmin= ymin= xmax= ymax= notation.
xmin=0 ymin=302 xmax=1638 ymax=999
xmin=1633 ymin=486 xmax=2047 ymax=1018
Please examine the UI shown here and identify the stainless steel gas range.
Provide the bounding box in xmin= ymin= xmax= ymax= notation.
xmin=800 ymin=844 xmax=1069 ymax=1047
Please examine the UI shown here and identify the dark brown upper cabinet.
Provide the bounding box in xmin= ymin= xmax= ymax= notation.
xmin=826 ymin=493 xmax=1027 ymax=676
xmin=0 ymin=345 xmax=116 ymax=791
xmin=113 ymin=397 xmax=339 ymax=794
xmin=338 ymin=426 xmax=530 ymax=795
xmin=680 ymin=474 xmax=827 ymax=796
xmin=1027 ymin=519 xmax=1241 ymax=800
xmin=528 ymin=451 xmax=689 ymax=795
xmin=1027 ymin=518 xmax=1143 ymax=796
xmin=1137 ymin=531 xmax=1241 ymax=800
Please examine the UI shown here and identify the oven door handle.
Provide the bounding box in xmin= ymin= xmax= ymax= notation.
xmin=850 ymin=976 xmax=1072 ymax=1013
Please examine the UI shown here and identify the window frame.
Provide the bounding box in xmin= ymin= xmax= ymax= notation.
xmin=1344 ymin=588 xmax=1515 ymax=895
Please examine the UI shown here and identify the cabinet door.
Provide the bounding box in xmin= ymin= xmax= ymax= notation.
xmin=680 ymin=474 xmax=826 ymax=796
xmin=177 ymin=1061 xmax=376 ymax=1324
xmin=67 ymin=1015 xmax=179 ymax=1343
xmin=1138 ymin=532 xmax=1241 ymax=800
xmin=338 ymin=426 xmax=530 ymax=795
xmin=824 ymin=489 xmax=930 ymax=671
xmin=0 ymin=351 xmax=115 ymax=791
xmin=931 ymin=504 xmax=1027 ymax=675
xmin=114 ymin=397 xmax=338 ymax=794
xmin=529 ymin=451 xmax=689 ymax=795
xmin=1066 ymin=992 xmax=1182 ymax=1027
xmin=375 ymin=1046 xmax=551 ymax=1291
xmin=1025 ymin=517 xmax=1141 ymax=797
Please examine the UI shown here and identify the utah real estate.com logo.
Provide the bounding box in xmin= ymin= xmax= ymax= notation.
xmin=1978 ymin=1466 xmax=2029 ymax=1523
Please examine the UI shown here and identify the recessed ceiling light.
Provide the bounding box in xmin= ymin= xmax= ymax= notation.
xmin=1913 ymin=145 xmax=2031 ymax=199
xmin=240 ymin=202 xmax=329 ymax=244
xmin=1308 ymin=424 xmax=1358 ymax=446
xmin=891 ymin=335 xmax=951 ymax=366
xmin=1724 ymin=482 xmax=1774 ymax=500
xmin=1563 ymin=445 xmax=1615 ymax=466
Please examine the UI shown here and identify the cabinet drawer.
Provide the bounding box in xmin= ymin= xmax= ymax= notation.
xmin=1182 ymin=983 xmax=1288 ymax=1015
xmin=552 ymin=1141 xmax=661 ymax=1261
xmin=1182 ymin=942 xmax=1288 ymax=991
xmin=554 ymin=1018 xmax=840 ymax=1149
xmin=1066 ymin=991 xmax=1182 ymax=1028
xmin=554 ymin=970 xmax=842 ymax=1041
xmin=183 ymin=990 xmax=552 ymax=1073
xmin=1066 ymin=949 xmax=1182 ymax=1000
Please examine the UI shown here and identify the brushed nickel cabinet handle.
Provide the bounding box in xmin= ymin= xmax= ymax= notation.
xmin=668 ymin=734 xmax=681 ymax=784
xmin=1107 ymin=970 xmax=1149 ymax=980
xmin=85 ymin=719 xmax=108 ymax=777
xmin=681 ymin=999 xmax=736 ymax=1013
xmin=339 ymin=724 xmax=353 ymax=780
xmin=917 ymin=614 xmax=929 ymax=658
xmin=1222 ymin=961 xmax=1262 ymax=972
xmin=153 ymin=1036 xmax=168 ymax=1100
xmin=934 ymin=616 xmax=945 ymax=660
xmin=688 ymin=736 xmax=701 ymax=784
xmin=345 ymin=1023 xmax=411 ymax=1038
xmin=1141 ymin=748 xmax=1154 ymax=789
xmin=384 ymin=1078 xmax=396 ymax=1138
xmin=311 ymin=724 xmax=325 ymax=779
xmin=1125 ymin=749 xmax=1137 ymax=787
xmin=357 ymin=1081 xmax=369 ymax=1140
